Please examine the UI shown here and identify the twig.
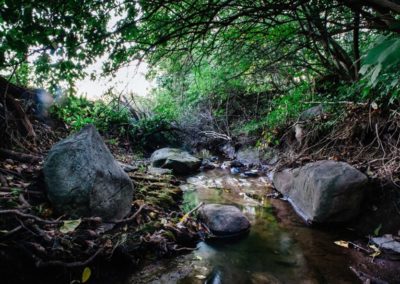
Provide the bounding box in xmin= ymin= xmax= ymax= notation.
xmin=0 ymin=209 xmax=62 ymax=224
xmin=31 ymin=224 xmax=52 ymax=242
xmin=349 ymin=266 xmax=388 ymax=284
xmin=348 ymin=241 xmax=371 ymax=254
xmin=375 ymin=123 xmax=386 ymax=161
xmin=303 ymin=101 xmax=367 ymax=106
xmin=177 ymin=202 xmax=204 ymax=227
xmin=199 ymin=131 xmax=231 ymax=141
xmin=173 ymin=246 xmax=195 ymax=252
xmin=0 ymin=148 xmax=41 ymax=163
xmin=0 ymin=168 xmax=23 ymax=178
xmin=18 ymin=193 xmax=31 ymax=208
xmin=113 ymin=204 xmax=147 ymax=224
xmin=35 ymin=247 xmax=104 ymax=268
xmin=0 ymin=187 xmax=44 ymax=195
xmin=0 ymin=173 xmax=7 ymax=186
xmin=0 ymin=225 xmax=22 ymax=238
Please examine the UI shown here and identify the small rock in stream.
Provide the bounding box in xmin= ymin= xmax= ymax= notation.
xmin=201 ymin=159 xmax=219 ymax=170
xmin=240 ymin=170 xmax=259 ymax=178
xmin=230 ymin=160 xmax=244 ymax=168
xmin=150 ymin=148 xmax=201 ymax=175
xmin=372 ymin=235 xmax=400 ymax=254
xmin=230 ymin=167 xmax=241 ymax=175
xmin=198 ymin=204 xmax=250 ymax=239
xmin=148 ymin=166 xmax=173 ymax=176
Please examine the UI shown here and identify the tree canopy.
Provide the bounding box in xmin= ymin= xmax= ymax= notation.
xmin=2 ymin=0 xmax=399 ymax=139
xmin=1 ymin=0 xmax=399 ymax=82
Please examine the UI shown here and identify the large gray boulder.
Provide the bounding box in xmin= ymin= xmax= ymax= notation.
xmin=43 ymin=124 xmax=134 ymax=222
xmin=273 ymin=160 xmax=367 ymax=223
xmin=299 ymin=104 xmax=324 ymax=121
xmin=198 ymin=204 xmax=250 ymax=238
xmin=150 ymin=148 xmax=201 ymax=175
xmin=236 ymin=147 xmax=261 ymax=167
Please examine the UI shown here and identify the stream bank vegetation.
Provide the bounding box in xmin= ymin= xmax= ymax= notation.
xmin=1 ymin=0 xmax=400 ymax=283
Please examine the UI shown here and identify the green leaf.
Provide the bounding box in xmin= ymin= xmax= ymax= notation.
xmin=60 ymin=219 xmax=81 ymax=234
xmin=370 ymin=64 xmax=382 ymax=86
xmin=373 ymin=224 xmax=382 ymax=236
xmin=363 ymin=36 xmax=391 ymax=65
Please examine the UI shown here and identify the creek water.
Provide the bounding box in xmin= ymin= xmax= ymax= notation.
xmin=128 ymin=168 xmax=360 ymax=284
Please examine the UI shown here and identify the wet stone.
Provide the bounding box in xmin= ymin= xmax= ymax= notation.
xmin=198 ymin=204 xmax=250 ymax=239
xmin=150 ymin=148 xmax=201 ymax=175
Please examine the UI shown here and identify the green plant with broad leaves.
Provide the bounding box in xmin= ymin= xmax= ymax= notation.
xmin=51 ymin=95 xmax=131 ymax=133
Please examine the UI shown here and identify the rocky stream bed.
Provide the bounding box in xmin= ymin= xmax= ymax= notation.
xmin=2 ymin=125 xmax=400 ymax=284
xmin=128 ymin=169 xmax=365 ymax=283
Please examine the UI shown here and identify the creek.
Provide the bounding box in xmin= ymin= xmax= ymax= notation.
xmin=128 ymin=168 xmax=360 ymax=283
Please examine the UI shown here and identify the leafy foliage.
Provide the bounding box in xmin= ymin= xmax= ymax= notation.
xmin=51 ymin=93 xmax=179 ymax=151
xmin=51 ymin=95 xmax=131 ymax=133
xmin=360 ymin=37 xmax=400 ymax=86
xmin=240 ymin=83 xmax=312 ymax=135
xmin=2 ymin=0 xmax=400 ymax=149
xmin=358 ymin=36 xmax=400 ymax=105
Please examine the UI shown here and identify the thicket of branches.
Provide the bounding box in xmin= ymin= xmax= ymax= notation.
xmin=1 ymin=0 xmax=400 ymax=145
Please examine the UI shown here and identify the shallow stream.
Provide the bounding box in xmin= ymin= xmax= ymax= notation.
xmin=128 ymin=168 xmax=359 ymax=283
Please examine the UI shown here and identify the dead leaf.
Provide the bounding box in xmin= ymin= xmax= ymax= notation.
xmin=82 ymin=267 xmax=91 ymax=283
xmin=334 ymin=240 xmax=349 ymax=248
xmin=369 ymin=244 xmax=381 ymax=259
xmin=60 ymin=219 xmax=81 ymax=234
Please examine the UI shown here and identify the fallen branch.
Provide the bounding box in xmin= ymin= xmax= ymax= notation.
xmin=35 ymin=247 xmax=104 ymax=268
xmin=177 ymin=202 xmax=204 ymax=227
xmin=0 ymin=225 xmax=22 ymax=238
xmin=0 ymin=209 xmax=62 ymax=224
xmin=113 ymin=203 xmax=147 ymax=224
xmin=199 ymin=131 xmax=232 ymax=141
xmin=0 ymin=168 xmax=23 ymax=178
xmin=349 ymin=266 xmax=388 ymax=284
xmin=0 ymin=187 xmax=44 ymax=195
xmin=0 ymin=148 xmax=41 ymax=163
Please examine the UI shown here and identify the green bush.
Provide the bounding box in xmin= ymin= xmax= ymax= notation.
xmin=239 ymin=82 xmax=312 ymax=136
xmin=51 ymin=95 xmax=131 ymax=134
xmin=51 ymin=94 xmax=180 ymax=151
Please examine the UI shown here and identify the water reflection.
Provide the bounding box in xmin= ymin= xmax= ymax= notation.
xmin=128 ymin=169 xmax=358 ymax=284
